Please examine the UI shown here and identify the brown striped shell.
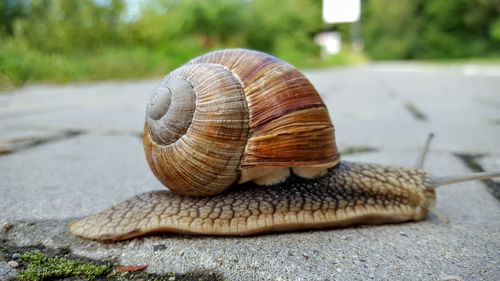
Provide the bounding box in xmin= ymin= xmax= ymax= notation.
xmin=143 ymin=49 xmax=340 ymax=196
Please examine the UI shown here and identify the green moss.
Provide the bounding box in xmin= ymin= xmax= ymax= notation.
xmin=0 ymin=242 xmax=225 ymax=281
xmin=17 ymin=251 xmax=112 ymax=281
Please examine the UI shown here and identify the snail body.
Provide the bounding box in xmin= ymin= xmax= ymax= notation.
xmin=70 ymin=162 xmax=435 ymax=241
xmin=69 ymin=49 xmax=500 ymax=241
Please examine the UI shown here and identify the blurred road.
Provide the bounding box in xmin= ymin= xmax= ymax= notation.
xmin=1 ymin=63 xmax=499 ymax=280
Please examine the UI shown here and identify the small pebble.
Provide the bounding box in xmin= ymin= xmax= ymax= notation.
xmin=341 ymin=236 xmax=348 ymax=240
xmin=7 ymin=261 xmax=19 ymax=268
xmin=153 ymin=244 xmax=167 ymax=252
xmin=336 ymin=268 xmax=342 ymax=273
xmin=400 ymin=231 xmax=408 ymax=237
xmin=1 ymin=223 xmax=14 ymax=232
xmin=12 ymin=253 xmax=20 ymax=260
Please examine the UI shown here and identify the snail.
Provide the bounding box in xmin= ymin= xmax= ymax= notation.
xmin=69 ymin=49 xmax=500 ymax=242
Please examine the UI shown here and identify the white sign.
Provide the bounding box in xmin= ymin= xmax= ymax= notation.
xmin=323 ymin=0 xmax=361 ymax=23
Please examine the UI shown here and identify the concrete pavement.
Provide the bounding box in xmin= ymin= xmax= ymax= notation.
xmin=1 ymin=63 xmax=499 ymax=280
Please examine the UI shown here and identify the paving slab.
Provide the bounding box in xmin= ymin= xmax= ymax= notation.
xmin=306 ymin=67 xmax=500 ymax=153
xmin=0 ymin=79 xmax=156 ymax=135
xmin=0 ymin=134 xmax=160 ymax=222
xmin=0 ymin=263 xmax=16 ymax=281
xmin=1 ymin=63 xmax=499 ymax=280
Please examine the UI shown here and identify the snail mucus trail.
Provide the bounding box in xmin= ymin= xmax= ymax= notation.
xmin=69 ymin=49 xmax=500 ymax=242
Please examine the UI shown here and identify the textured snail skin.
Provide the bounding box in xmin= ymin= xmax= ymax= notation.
xmin=69 ymin=161 xmax=434 ymax=241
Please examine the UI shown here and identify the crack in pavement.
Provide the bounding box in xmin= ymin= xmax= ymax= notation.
xmin=0 ymin=128 xmax=142 ymax=156
xmin=404 ymin=102 xmax=428 ymax=121
xmin=0 ymin=130 xmax=82 ymax=156
xmin=454 ymin=153 xmax=500 ymax=200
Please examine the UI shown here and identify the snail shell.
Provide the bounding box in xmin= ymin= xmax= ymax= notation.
xmin=143 ymin=49 xmax=340 ymax=196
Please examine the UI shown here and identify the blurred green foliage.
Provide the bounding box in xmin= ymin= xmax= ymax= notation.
xmin=0 ymin=0 xmax=499 ymax=88
xmin=1 ymin=0 xmax=346 ymax=88
xmin=363 ymin=0 xmax=500 ymax=59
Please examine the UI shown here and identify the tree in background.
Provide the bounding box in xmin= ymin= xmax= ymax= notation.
xmin=1 ymin=0 xmax=500 ymax=87
xmin=0 ymin=0 xmax=326 ymax=87
xmin=362 ymin=0 xmax=420 ymax=59
xmin=126 ymin=0 xmax=322 ymax=64
xmin=0 ymin=0 xmax=28 ymax=36
xmin=415 ymin=0 xmax=500 ymax=58
xmin=6 ymin=0 xmax=125 ymax=53
xmin=363 ymin=0 xmax=500 ymax=59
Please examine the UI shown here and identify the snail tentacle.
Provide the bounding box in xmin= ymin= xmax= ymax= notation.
xmin=414 ymin=133 xmax=434 ymax=169
xmin=426 ymin=171 xmax=500 ymax=188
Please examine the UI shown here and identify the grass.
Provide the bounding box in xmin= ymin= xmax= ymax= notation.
xmin=0 ymin=41 xmax=168 ymax=89
xmin=0 ymin=39 xmax=367 ymax=91
xmin=2 ymin=36 xmax=498 ymax=92
xmin=0 ymin=39 xmax=204 ymax=90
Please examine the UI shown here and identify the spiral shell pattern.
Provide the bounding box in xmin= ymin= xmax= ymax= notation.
xmin=144 ymin=49 xmax=340 ymax=196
